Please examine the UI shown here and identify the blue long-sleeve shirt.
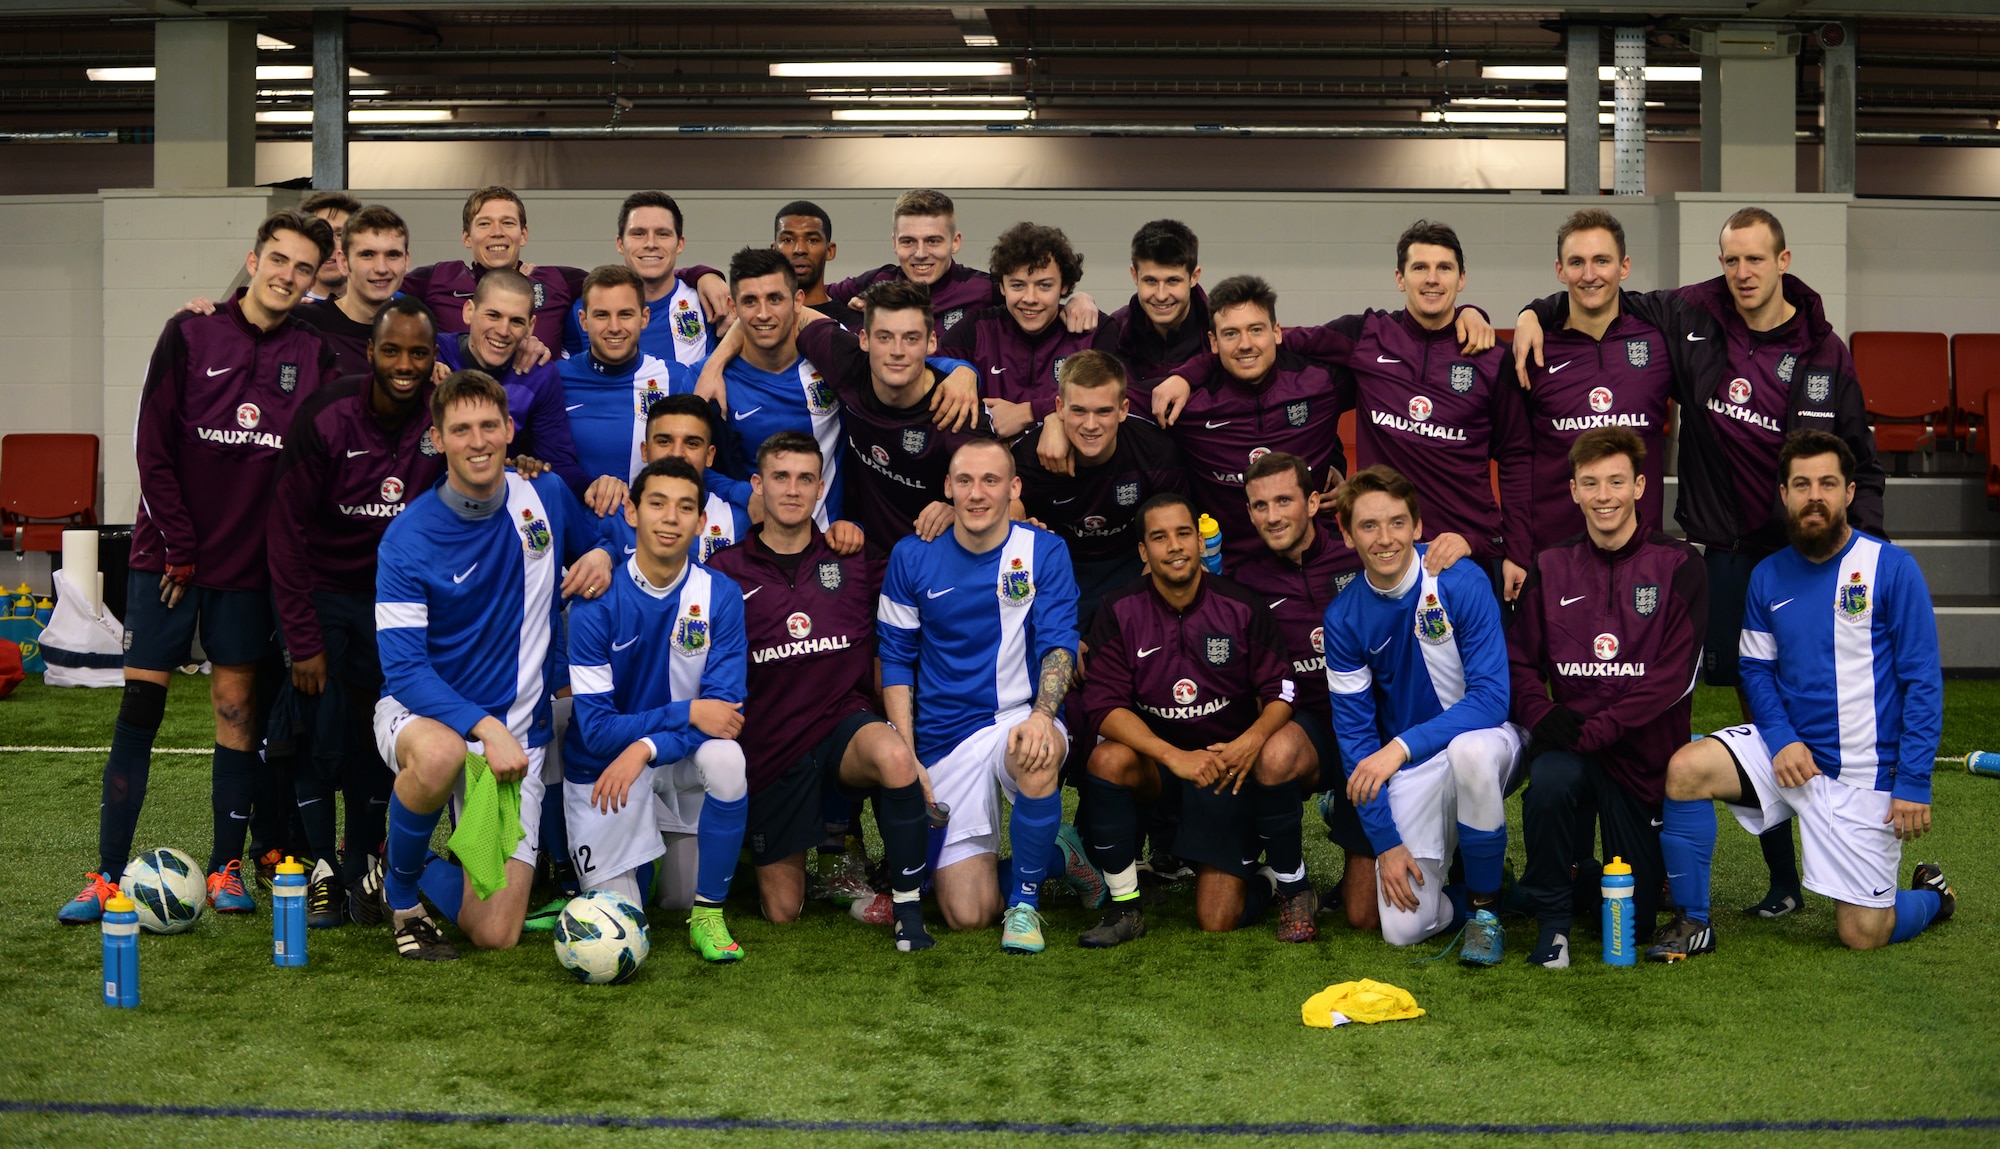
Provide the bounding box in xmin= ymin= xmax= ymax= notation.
xmin=375 ymin=471 xmax=606 ymax=747
xmin=1740 ymin=530 xmax=1942 ymax=805
xmin=1323 ymin=545 xmax=1510 ymax=853
xmin=558 ymin=349 xmax=695 ymax=490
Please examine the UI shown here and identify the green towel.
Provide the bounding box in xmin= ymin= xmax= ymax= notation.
xmin=446 ymin=751 xmax=523 ymax=900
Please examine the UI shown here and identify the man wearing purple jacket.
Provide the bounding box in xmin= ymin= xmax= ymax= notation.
xmin=434 ymin=268 xmax=587 ymax=499
xmin=267 ymin=296 xmax=448 ymax=926
xmin=60 ymin=210 xmax=340 ymax=926
xmin=1508 ymin=427 xmax=1705 ymax=968
xmin=940 ymin=221 xmax=1096 ymax=438
xmin=1092 ymin=219 xmax=1209 ymax=419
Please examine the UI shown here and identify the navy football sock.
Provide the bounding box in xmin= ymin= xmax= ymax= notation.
xmin=1758 ymin=823 xmax=1802 ymax=895
xmin=297 ymin=776 xmax=339 ymax=871
xmin=208 ymin=745 xmax=260 ymax=874
xmin=1078 ymin=774 xmax=1139 ymax=876
xmin=97 ymin=681 xmax=167 ymax=882
xmin=876 ymin=782 xmax=929 ymax=894
xmin=1252 ymin=780 xmax=1308 ymax=894
xmin=1660 ymin=798 xmax=1717 ymax=924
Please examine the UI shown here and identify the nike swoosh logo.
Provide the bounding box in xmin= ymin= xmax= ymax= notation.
xmin=1204 ymin=420 xmax=1231 ymax=429
xmin=741 ymin=586 xmax=761 ymax=599
xmin=1092 ymin=844 xmax=1117 ymax=853
xmin=1771 ymin=598 xmax=1794 ymax=610
xmin=1650 ymin=818 xmax=1665 ymax=829
xmin=1137 ymin=646 xmax=1162 ymax=658
xmin=565 ymin=403 xmax=584 ymax=412
xmin=926 ymin=587 xmax=955 ymax=599
xmin=346 ymin=449 xmax=370 ymax=458
xmin=735 ymin=406 xmax=764 ymax=420
xmin=902 ymin=865 xmax=926 ymax=875
xmin=1560 ymin=595 xmax=1586 ymax=607
xmin=988 ymin=366 xmax=1005 ymax=374
xmin=1376 ymin=355 xmax=1401 ymax=364
xmin=1370 ymin=636 xmax=1393 ymax=654
xmin=1686 ymin=333 xmax=1706 ymax=342
xmin=623 ymin=545 xmax=637 ymax=555
xmin=1871 ymin=886 xmax=1892 ymax=897
xmin=452 ymin=290 xmax=474 ymax=298
xmin=452 ymin=564 xmax=478 ymax=584
xmin=1548 ymin=360 xmax=1574 ymax=374
xmin=1268 ymin=598 xmax=1288 ymax=609
xmin=611 ymin=636 xmax=639 ymax=651
xmin=298 ymin=798 xmax=322 ymax=807
xmin=206 ymin=367 xmax=233 ymax=377
xmin=229 ymin=811 xmax=248 ymax=820
xmin=1052 ymin=497 xmax=1076 ymax=505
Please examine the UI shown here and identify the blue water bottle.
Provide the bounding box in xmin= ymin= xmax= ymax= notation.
xmin=272 ymin=856 xmax=307 ymax=967
xmin=1966 ymin=751 xmax=2000 ymax=779
xmin=1198 ymin=514 xmax=1223 ymax=574
xmin=1601 ymin=856 xmax=1636 ymax=966
xmin=102 ymin=894 xmax=139 ymax=1008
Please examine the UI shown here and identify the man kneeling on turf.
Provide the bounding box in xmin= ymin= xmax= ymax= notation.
xmin=1080 ymin=493 xmax=1317 ymax=946
xmin=567 ymin=456 xmax=753 ymax=963
xmin=1651 ymin=431 xmax=1952 ymax=960
xmin=1323 ymin=466 xmax=1521 ymax=964
xmin=372 ymin=370 xmax=613 ymax=960
xmin=706 ymin=432 xmax=938 ymax=951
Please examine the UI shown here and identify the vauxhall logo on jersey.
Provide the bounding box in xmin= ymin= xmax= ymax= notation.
xmin=1172 ymin=678 xmax=1198 ymax=705
xmin=1449 ymin=363 xmax=1476 ymax=393
xmin=1557 ymin=630 xmax=1646 ymax=676
xmin=1408 ymin=396 xmax=1433 ymax=422
xmin=1728 ymin=378 xmax=1753 ymax=405
xmin=380 ymin=476 xmax=405 ymax=504
xmin=198 ymin=404 xmax=283 ymax=449
xmin=786 ymin=611 xmax=812 ymax=639
xmin=1590 ymin=387 xmax=1614 ymax=413
xmin=1634 ymin=584 xmax=1659 ymax=616
xmin=238 ymin=403 xmax=262 ymax=429
xmin=1625 ymin=340 xmax=1650 ymax=369
xmin=1374 ymin=397 xmax=1467 ymax=441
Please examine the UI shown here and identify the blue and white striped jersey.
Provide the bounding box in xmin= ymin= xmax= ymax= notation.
xmin=557 ymin=350 xmax=695 ymax=490
xmin=601 ymin=485 xmax=751 ymax=566
xmin=376 ymin=472 xmax=606 ymax=748
xmin=562 ymin=276 xmax=715 ymax=368
xmin=719 ymin=354 xmax=845 ymax=529
xmin=563 ymin=555 xmax=748 ymax=784
xmin=1323 ymin=546 xmax=1511 ymax=852
xmin=1740 ymin=530 xmax=1942 ymax=803
xmin=877 ymin=522 xmax=1079 ymax=762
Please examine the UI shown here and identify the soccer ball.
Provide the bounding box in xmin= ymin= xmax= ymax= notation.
xmin=553 ymin=891 xmax=650 ymax=984
xmin=122 ymin=847 xmax=206 ymax=934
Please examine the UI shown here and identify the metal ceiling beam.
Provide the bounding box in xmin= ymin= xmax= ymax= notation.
xmin=4 ymin=0 xmax=1999 ymax=16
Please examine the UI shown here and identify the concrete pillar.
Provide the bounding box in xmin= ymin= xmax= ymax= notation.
xmin=152 ymin=19 xmax=257 ymax=189
xmin=1613 ymin=27 xmax=1647 ymax=195
xmin=312 ymin=10 xmax=349 ymax=191
xmin=1564 ymin=25 xmax=1599 ymax=195
xmin=1696 ymin=23 xmax=1802 ymax=194
xmin=1821 ymin=24 xmax=1856 ymax=196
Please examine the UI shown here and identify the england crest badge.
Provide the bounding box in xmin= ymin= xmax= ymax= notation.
xmin=1115 ymin=482 xmax=1139 ymax=507
xmin=1204 ymin=635 xmax=1233 ymax=666
xmin=1777 ymin=353 xmax=1798 ymax=384
xmin=1286 ymin=400 xmax=1310 ymax=427
xmin=1633 ymin=584 xmax=1659 ymax=617
xmin=1625 ymin=340 xmax=1650 ymax=369
xmin=902 ymin=428 xmax=928 ymax=455
xmin=278 ymin=363 xmax=299 ymax=393
xmin=817 ymin=561 xmax=844 ymax=591
xmin=1449 ymin=363 xmax=1476 ymax=393
xmin=1806 ymin=371 xmax=1832 ymax=404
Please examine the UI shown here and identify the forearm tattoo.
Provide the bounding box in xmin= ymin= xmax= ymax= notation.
xmin=1033 ymin=648 xmax=1074 ymax=718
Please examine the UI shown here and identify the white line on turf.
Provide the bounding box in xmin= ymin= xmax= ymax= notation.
xmin=0 ymin=746 xmax=210 ymax=754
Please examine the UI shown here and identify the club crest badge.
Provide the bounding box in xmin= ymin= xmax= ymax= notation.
xmin=1776 ymin=353 xmax=1797 ymax=384
xmin=1594 ymin=632 xmax=1621 ymax=660
xmin=1839 ymin=570 xmax=1871 ymax=622
xmin=278 ymin=363 xmax=299 ymax=393
xmin=1172 ymin=679 xmax=1198 ymax=705
xmin=519 ymin=508 xmax=552 ymax=559
xmin=1449 ymin=363 xmax=1476 ymax=393
xmin=532 ymin=282 xmax=546 ymax=310
xmin=1115 ymin=482 xmax=1139 ymax=507
xmin=1633 ymin=584 xmax=1659 ymax=617
xmin=701 ymin=524 xmax=726 ymax=561
xmin=1205 ymin=635 xmax=1233 ymax=665
xmin=636 ymin=378 xmax=663 ymax=417
xmin=999 ymin=555 xmax=1034 ymax=606
xmin=1286 ymin=400 xmax=1310 ymax=427
xmin=674 ymin=297 xmax=703 ymax=343
xmin=1415 ymin=592 xmax=1452 ymax=645
xmin=805 ymin=373 xmax=838 ymax=416
xmin=380 ymin=476 xmax=404 ymax=504
xmin=1625 ymin=340 xmax=1650 ymax=369
xmin=902 ymin=428 xmax=928 ymax=455
xmin=1806 ymin=371 xmax=1832 ymax=404
xmin=674 ymin=603 xmax=709 ymax=654
xmin=817 ymin=561 xmax=843 ymax=591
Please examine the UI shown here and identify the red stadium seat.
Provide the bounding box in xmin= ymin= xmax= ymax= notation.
xmin=1950 ymin=334 xmax=2000 ymax=502
xmin=0 ymin=434 xmax=98 ymax=555
xmin=1493 ymin=328 xmax=1513 ymax=345
xmin=1851 ymin=331 xmax=1950 ymax=465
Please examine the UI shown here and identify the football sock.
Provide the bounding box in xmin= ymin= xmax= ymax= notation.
xmin=1758 ymin=824 xmax=1802 ymax=895
xmin=694 ymin=793 xmax=747 ymax=905
xmin=1078 ymin=774 xmax=1138 ymax=876
xmin=1006 ymin=790 xmax=1062 ymax=909
xmin=1456 ymin=823 xmax=1506 ymax=903
xmin=538 ymin=790 xmax=570 ymax=888
xmin=1660 ymin=798 xmax=1717 ymax=923
xmin=418 ymin=852 xmax=465 ymax=924
xmin=1106 ymin=865 xmax=1141 ymax=901
xmin=1238 ymin=868 xmax=1276 ymax=928
xmin=208 ymin=745 xmax=260 ymax=874
xmin=875 ymin=782 xmax=929 ymax=894
xmin=634 ymin=861 xmax=656 ymax=904
xmin=1889 ymin=889 xmax=1942 ymax=945
xmin=1252 ymin=780 xmax=1309 ymax=895
xmin=1444 ymin=883 xmax=1470 ymax=931
xmin=384 ymin=794 xmax=443 ymax=913
xmin=97 ymin=680 xmax=167 ymax=882
xmin=297 ymin=777 xmax=339 ymax=874
xmin=892 ymin=898 xmax=934 ymax=951
xmin=342 ymin=779 xmax=391 ymax=887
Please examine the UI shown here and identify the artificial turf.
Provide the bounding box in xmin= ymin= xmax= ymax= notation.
xmin=1 ymin=677 xmax=1995 ymax=1147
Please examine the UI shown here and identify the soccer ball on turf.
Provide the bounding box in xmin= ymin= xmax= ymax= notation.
xmin=553 ymin=891 xmax=650 ymax=984
xmin=122 ymin=847 xmax=206 ymax=934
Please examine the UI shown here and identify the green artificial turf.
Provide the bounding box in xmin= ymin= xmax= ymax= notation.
xmin=1 ymin=678 xmax=1995 ymax=1148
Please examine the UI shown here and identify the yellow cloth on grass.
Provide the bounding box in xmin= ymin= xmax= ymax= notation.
xmin=445 ymin=751 xmax=522 ymax=900
xmin=1302 ymin=979 xmax=1426 ymax=1027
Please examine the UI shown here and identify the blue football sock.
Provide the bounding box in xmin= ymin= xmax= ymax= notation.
xmin=633 ymin=861 xmax=656 ymax=905
xmin=1889 ymin=889 xmax=1942 ymax=945
xmin=418 ymin=852 xmax=465 ymax=924
xmin=1660 ymin=798 xmax=1717 ymax=924
xmin=1444 ymin=883 xmax=1470 ymax=931
xmin=694 ymin=792 xmax=747 ymax=904
xmin=1007 ymin=790 xmax=1062 ymax=909
xmin=1456 ymin=823 xmax=1507 ymax=898
xmin=384 ymin=794 xmax=443 ymax=913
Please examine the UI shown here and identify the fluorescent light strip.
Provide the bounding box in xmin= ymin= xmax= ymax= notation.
xmin=1448 ymin=97 xmax=1663 ymax=108
xmin=256 ymin=109 xmax=452 ymax=123
xmin=257 ymin=34 xmax=294 ymax=51
xmin=88 ymin=65 xmax=369 ymax=81
xmin=1422 ymin=110 xmax=1618 ymax=125
xmin=809 ymin=94 xmax=1026 ymax=104
xmin=830 ymin=107 xmax=1030 ymax=122
xmin=1480 ymin=65 xmax=1703 ymax=82
xmin=773 ymin=61 xmax=1012 ymax=78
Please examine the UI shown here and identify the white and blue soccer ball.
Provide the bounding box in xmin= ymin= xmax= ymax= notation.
xmin=553 ymin=890 xmax=650 ymax=984
xmin=122 ymin=846 xmax=206 ymax=934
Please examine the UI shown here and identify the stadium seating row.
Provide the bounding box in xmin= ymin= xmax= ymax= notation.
xmin=1854 ymin=333 xmax=2000 ymax=498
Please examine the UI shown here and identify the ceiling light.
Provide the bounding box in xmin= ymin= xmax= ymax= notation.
xmin=257 ymin=34 xmax=294 ymax=51
xmin=256 ymin=108 xmax=453 ymax=123
xmin=1479 ymin=65 xmax=1702 ymax=82
xmin=773 ymin=61 xmax=1013 ymax=78
xmin=1422 ymin=110 xmax=1618 ymax=125
xmin=830 ymin=108 xmax=1031 ymax=122
xmin=963 ymin=34 xmax=1000 ymax=48
xmin=88 ymin=64 xmax=369 ymax=81
xmin=810 ymin=94 xmax=1026 ymax=104
xmin=1451 ymin=97 xmax=1565 ymax=107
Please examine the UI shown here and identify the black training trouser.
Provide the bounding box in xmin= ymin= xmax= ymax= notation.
xmin=1520 ymin=749 xmax=1665 ymax=944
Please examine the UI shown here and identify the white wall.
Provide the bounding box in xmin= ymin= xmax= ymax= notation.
xmin=0 ymin=196 xmax=103 ymax=438
xmin=1847 ymin=199 xmax=2000 ymax=335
